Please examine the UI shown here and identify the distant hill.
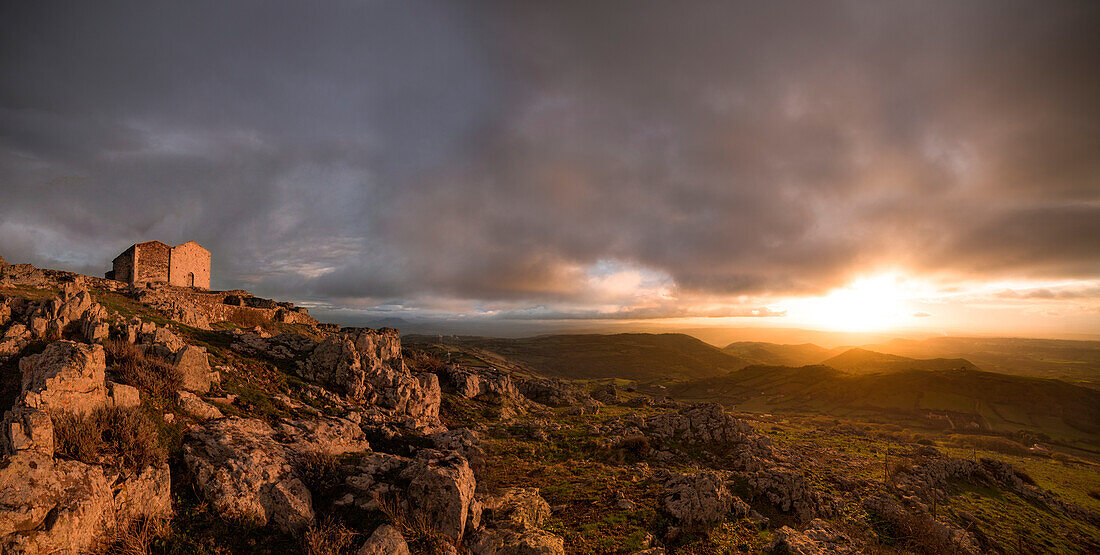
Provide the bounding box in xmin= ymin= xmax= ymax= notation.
xmin=863 ymin=337 xmax=1100 ymax=387
xmin=722 ymin=341 xmax=843 ymax=367
xmin=406 ymin=333 xmax=749 ymax=382
xmin=667 ymin=365 xmax=1100 ymax=443
xmin=821 ymin=347 xmax=979 ymax=373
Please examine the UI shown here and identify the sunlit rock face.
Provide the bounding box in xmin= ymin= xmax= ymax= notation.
xmin=299 ymin=327 xmax=441 ymax=428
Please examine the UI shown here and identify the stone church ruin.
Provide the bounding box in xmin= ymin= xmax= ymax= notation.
xmin=106 ymin=240 xmax=211 ymax=289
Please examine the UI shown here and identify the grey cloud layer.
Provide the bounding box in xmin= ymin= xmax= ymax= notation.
xmin=1 ymin=1 xmax=1098 ymax=316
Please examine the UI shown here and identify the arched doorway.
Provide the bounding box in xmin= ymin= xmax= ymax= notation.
xmin=186 ymin=272 xmax=195 ymax=287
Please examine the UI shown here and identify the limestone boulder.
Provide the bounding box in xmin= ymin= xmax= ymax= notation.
xmin=401 ymin=449 xmax=477 ymax=541
xmin=17 ymin=341 xmax=108 ymax=415
xmin=468 ymin=487 xmax=564 ymax=555
xmin=646 ymin=404 xmax=757 ymax=446
xmin=660 ymin=472 xmax=748 ymax=531
xmin=183 ymin=417 xmax=314 ymax=532
xmin=0 ymin=453 xmax=162 ymax=554
xmin=467 ymin=528 xmax=566 ymax=555
xmin=0 ymin=406 xmax=53 ymax=456
xmin=108 ymin=381 xmax=141 ymax=408
xmin=0 ymin=323 xmax=32 ymax=359
xmin=358 ymin=524 xmax=410 ymax=555
xmin=174 ymin=345 xmax=214 ymax=393
xmin=177 ymin=390 xmax=224 ymax=420
xmin=277 ymin=416 xmax=371 ymax=455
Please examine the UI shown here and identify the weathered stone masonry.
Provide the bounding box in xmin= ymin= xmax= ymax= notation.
xmin=106 ymin=240 xmax=211 ymax=290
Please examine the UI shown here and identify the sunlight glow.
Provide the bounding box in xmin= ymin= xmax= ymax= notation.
xmin=786 ymin=273 xmax=911 ymax=332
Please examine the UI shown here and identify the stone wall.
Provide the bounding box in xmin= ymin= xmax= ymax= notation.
xmin=169 ymin=241 xmax=211 ymax=289
xmin=111 ymin=246 xmax=135 ymax=283
xmin=134 ymin=241 xmax=171 ymax=285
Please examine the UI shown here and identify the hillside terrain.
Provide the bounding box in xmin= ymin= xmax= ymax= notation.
xmin=863 ymin=336 xmax=1100 ymax=387
xmin=820 ymin=348 xmax=979 ymax=374
xmin=0 ymin=259 xmax=1097 ymax=554
xmin=721 ymin=342 xmax=842 ymax=367
xmin=667 ymin=365 xmax=1100 ymax=447
xmin=406 ymin=333 xmax=749 ymax=383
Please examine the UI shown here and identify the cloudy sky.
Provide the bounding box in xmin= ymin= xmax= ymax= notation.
xmin=2 ymin=1 xmax=1098 ymax=338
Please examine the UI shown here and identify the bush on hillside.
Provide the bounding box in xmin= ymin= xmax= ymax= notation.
xmin=53 ymin=405 xmax=166 ymax=472
xmin=105 ymin=340 xmax=182 ymax=400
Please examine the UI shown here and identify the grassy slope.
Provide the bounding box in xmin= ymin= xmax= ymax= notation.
xmin=406 ymin=333 xmax=750 ymax=383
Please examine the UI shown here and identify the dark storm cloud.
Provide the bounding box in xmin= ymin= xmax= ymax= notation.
xmin=1 ymin=1 xmax=1098 ymax=318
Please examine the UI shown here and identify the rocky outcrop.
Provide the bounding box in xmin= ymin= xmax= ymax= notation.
xmin=0 ymin=337 xmax=171 ymax=553
xmin=401 ymin=449 xmax=477 ymax=541
xmin=358 ymin=524 xmax=410 ymax=555
xmin=660 ymin=471 xmax=748 ymax=531
xmin=299 ymin=328 xmax=441 ymax=429
xmin=468 ymin=488 xmax=564 ymax=555
xmin=516 ymin=377 xmax=593 ymax=408
xmin=767 ymin=519 xmax=855 ymax=554
xmin=645 ymin=403 xmax=756 ymax=446
xmin=431 ymin=428 xmax=487 ymax=479
xmin=16 ymin=341 xmax=108 ymax=415
xmin=183 ymin=417 xmax=315 ymax=532
xmin=590 ymin=383 xmax=620 ymax=404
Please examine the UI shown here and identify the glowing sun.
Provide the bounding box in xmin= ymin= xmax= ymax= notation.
xmin=790 ymin=274 xmax=910 ymax=332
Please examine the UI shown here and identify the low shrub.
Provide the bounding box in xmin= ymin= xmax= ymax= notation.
xmin=615 ymin=435 xmax=652 ymax=458
xmin=53 ymin=405 xmax=166 ymax=472
xmin=295 ymin=451 xmax=343 ymax=499
xmin=104 ymin=340 xmax=182 ymax=400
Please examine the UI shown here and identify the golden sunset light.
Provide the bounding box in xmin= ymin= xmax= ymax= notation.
xmin=2 ymin=1 xmax=1099 ymax=552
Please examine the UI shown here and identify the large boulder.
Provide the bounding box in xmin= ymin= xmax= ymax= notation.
xmin=660 ymin=471 xmax=748 ymax=531
xmin=16 ymin=341 xmax=108 ymax=415
xmin=173 ymin=345 xmax=214 ymax=393
xmin=183 ymin=417 xmax=314 ymax=532
xmin=0 ymin=452 xmax=169 ymax=554
xmin=468 ymin=488 xmax=564 ymax=555
xmin=277 ymin=416 xmax=371 ymax=455
xmin=401 ymin=449 xmax=477 ymax=541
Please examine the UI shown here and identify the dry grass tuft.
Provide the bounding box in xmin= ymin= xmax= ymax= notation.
xmin=98 ymin=516 xmax=171 ymax=555
xmin=53 ymin=405 xmax=166 ymax=472
xmin=294 ymin=451 xmax=343 ymax=496
xmin=300 ymin=517 xmax=358 ymax=555
xmin=374 ymin=491 xmax=452 ymax=551
xmin=104 ymin=340 xmax=182 ymax=400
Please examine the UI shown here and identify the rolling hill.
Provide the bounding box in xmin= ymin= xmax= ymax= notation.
xmin=667 ymin=365 xmax=1100 ymax=444
xmin=405 ymin=333 xmax=749 ymax=382
xmin=721 ymin=341 xmax=843 ymax=367
xmin=821 ymin=347 xmax=979 ymax=373
xmin=862 ymin=336 xmax=1100 ymax=387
